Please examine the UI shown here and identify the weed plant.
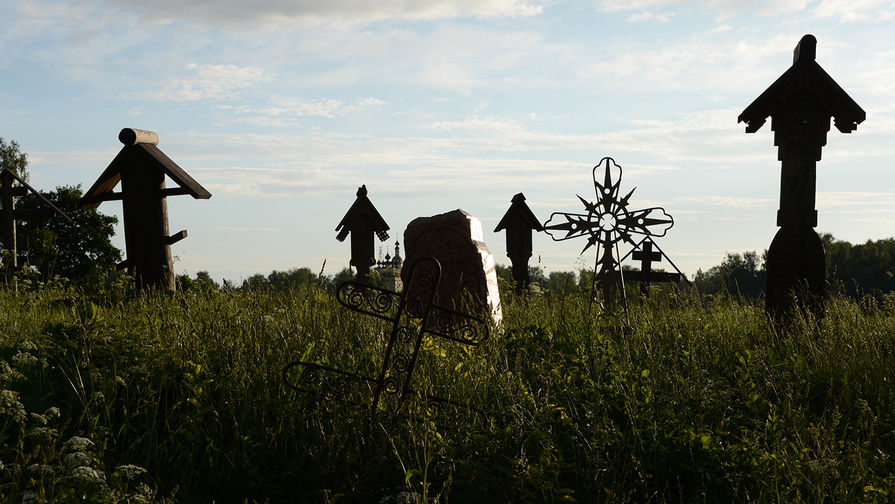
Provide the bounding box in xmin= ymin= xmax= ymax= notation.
xmin=2 ymin=281 xmax=895 ymax=502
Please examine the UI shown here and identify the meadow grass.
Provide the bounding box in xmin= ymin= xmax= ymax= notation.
xmin=2 ymin=282 xmax=895 ymax=502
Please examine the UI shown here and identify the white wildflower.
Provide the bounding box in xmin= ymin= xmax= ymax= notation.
xmin=114 ymin=464 xmax=148 ymax=480
xmin=62 ymin=436 xmax=94 ymax=454
xmin=70 ymin=465 xmax=107 ymax=485
xmin=43 ymin=406 xmax=61 ymax=420
xmin=64 ymin=452 xmax=92 ymax=469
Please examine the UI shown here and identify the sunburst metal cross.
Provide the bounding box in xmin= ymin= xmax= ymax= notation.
xmin=543 ymin=157 xmax=674 ymax=307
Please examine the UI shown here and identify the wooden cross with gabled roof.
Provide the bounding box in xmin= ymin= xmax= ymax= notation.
xmin=494 ymin=192 xmax=542 ymax=293
xmin=1 ymin=168 xmax=71 ymax=273
xmin=80 ymin=128 xmax=211 ymax=292
xmin=336 ymin=185 xmax=389 ymax=281
xmin=739 ymin=35 xmax=865 ymax=319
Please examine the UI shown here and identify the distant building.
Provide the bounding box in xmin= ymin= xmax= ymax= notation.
xmin=375 ymin=240 xmax=403 ymax=291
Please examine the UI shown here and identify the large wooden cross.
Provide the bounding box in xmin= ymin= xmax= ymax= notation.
xmin=80 ymin=129 xmax=211 ymax=292
xmin=739 ymin=35 xmax=865 ymax=319
xmin=283 ymin=257 xmax=489 ymax=424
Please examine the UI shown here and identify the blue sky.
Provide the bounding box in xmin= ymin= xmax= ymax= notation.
xmin=2 ymin=0 xmax=894 ymax=283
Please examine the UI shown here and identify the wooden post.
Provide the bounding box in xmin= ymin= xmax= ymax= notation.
xmin=1 ymin=170 xmax=16 ymax=270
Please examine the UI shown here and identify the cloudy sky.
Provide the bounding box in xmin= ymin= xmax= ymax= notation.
xmin=2 ymin=0 xmax=893 ymax=283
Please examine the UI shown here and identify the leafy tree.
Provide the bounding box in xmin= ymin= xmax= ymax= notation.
xmin=0 ymin=137 xmax=28 ymax=180
xmin=16 ymin=185 xmax=121 ymax=285
xmin=194 ymin=271 xmax=220 ymax=291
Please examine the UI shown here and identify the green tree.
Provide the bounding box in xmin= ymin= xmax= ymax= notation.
xmin=194 ymin=271 xmax=220 ymax=291
xmin=0 ymin=137 xmax=28 ymax=180
xmin=16 ymin=185 xmax=121 ymax=285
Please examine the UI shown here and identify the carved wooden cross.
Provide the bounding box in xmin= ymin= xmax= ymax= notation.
xmin=283 ymin=257 xmax=489 ymax=423
xmin=335 ymin=185 xmax=390 ymax=281
xmin=80 ymin=129 xmax=211 ymax=292
xmin=494 ymin=192 xmax=543 ymax=293
xmin=738 ymin=35 xmax=865 ymax=318
xmin=0 ymin=168 xmax=71 ymax=273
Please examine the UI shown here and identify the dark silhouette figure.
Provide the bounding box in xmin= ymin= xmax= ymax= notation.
xmin=0 ymin=168 xmax=70 ymax=273
xmin=80 ymin=128 xmax=211 ymax=292
xmin=738 ymin=35 xmax=865 ymax=320
xmin=335 ymin=185 xmax=389 ymax=281
xmin=494 ymin=193 xmax=542 ymax=293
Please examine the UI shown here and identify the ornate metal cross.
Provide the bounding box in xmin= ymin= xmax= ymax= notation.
xmin=543 ymin=157 xmax=674 ymax=306
xmin=283 ymin=257 xmax=489 ymax=424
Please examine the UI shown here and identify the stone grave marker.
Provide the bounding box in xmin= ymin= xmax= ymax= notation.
xmin=738 ymin=34 xmax=865 ymax=319
xmin=402 ymin=209 xmax=502 ymax=323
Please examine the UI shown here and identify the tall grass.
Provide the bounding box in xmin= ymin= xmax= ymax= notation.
xmin=2 ymin=282 xmax=895 ymax=502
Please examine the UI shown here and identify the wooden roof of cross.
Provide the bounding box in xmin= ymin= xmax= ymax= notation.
xmin=80 ymin=128 xmax=211 ymax=209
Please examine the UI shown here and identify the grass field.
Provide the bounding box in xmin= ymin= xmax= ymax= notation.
xmin=2 ymin=281 xmax=895 ymax=503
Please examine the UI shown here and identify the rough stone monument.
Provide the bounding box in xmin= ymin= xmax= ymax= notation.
xmin=402 ymin=209 xmax=502 ymax=323
xmin=80 ymin=128 xmax=212 ymax=292
xmin=738 ymin=34 xmax=865 ymax=319
xmin=494 ymin=193 xmax=543 ymax=293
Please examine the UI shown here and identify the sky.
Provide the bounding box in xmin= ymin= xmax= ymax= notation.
xmin=1 ymin=0 xmax=894 ymax=284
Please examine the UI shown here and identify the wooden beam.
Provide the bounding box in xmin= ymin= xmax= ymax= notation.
xmin=165 ymin=230 xmax=187 ymax=245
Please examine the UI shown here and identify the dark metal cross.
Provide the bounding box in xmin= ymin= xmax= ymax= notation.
xmin=543 ymin=157 xmax=674 ymax=307
xmin=283 ymin=257 xmax=489 ymax=424
xmin=620 ymin=237 xmax=688 ymax=296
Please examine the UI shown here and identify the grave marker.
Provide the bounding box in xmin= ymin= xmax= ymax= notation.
xmin=335 ymin=184 xmax=389 ymax=282
xmin=283 ymin=257 xmax=489 ymax=424
xmin=543 ymin=157 xmax=677 ymax=308
xmin=494 ymin=193 xmax=543 ymax=293
xmin=80 ymin=128 xmax=211 ymax=292
xmin=403 ymin=209 xmax=502 ymax=322
xmin=0 ymin=168 xmax=71 ymax=273
xmin=738 ymin=35 xmax=865 ymax=318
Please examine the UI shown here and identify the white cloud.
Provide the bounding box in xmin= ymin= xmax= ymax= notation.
xmin=139 ymin=63 xmax=267 ymax=101
xmin=626 ymin=11 xmax=671 ymax=22
xmin=230 ymin=98 xmax=387 ymax=126
xmin=105 ymin=0 xmax=543 ymax=27
xmin=813 ymin=0 xmax=895 ymax=22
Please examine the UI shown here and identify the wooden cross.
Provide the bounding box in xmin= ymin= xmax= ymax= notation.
xmin=80 ymin=129 xmax=211 ymax=292
xmin=335 ymin=185 xmax=390 ymax=282
xmin=0 ymin=168 xmax=71 ymax=273
xmin=283 ymin=257 xmax=489 ymax=424
xmin=738 ymin=35 xmax=865 ymax=319
xmin=494 ymin=192 xmax=543 ymax=293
